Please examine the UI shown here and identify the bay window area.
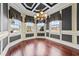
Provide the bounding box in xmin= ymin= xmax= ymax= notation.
xmin=0 ymin=3 xmax=79 ymax=56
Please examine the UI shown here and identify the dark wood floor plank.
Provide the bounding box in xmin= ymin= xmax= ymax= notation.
xmin=6 ymin=38 xmax=79 ymax=56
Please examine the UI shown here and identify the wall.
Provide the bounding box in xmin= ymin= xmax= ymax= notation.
xmin=0 ymin=3 xmax=1 ymax=32
xmin=1 ymin=3 xmax=79 ymax=56
xmin=3 ymin=3 xmax=8 ymax=31
xmin=46 ymin=3 xmax=79 ymax=48
xmin=0 ymin=3 xmax=9 ymax=55
xmin=0 ymin=3 xmax=8 ymax=32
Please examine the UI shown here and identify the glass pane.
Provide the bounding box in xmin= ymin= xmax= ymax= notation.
xmin=49 ymin=20 xmax=61 ymax=33
xmin=10 ymin=19 xmax=21 ymax=33
xmin=37 ymin=22 xmax=45 ymax=32
xmin=26 ymin=22 xmax=35 ymax=32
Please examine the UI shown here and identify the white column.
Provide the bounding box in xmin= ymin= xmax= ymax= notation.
xmin=60 ymin=10 xmax=62 ymax=41
xmin=1 ymin=3 xmax=8 ymax=32
xmin=0 ymin=3 xmax=3 ymax=54
xmin=20 ymin=14 xmax=26 ymax=39
xmin=8 ymin=6 xmax=10 ymax=44
xmin=49 ymin=15 xmax=51 ymax=38
xmin=72 ymin=3 xmax=77 ymax=45
xmin=45 ymin=19 xmax=46 ymax=37
xmin=34 ymin=19 xmax=37 ymax=37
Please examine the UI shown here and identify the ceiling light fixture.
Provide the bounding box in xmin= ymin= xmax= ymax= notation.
xmin=34 ymin=10 xmax=47 ymax=20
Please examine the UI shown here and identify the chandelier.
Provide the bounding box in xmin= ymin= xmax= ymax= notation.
xmin=34 ymin=10 xmax=47 ymax=20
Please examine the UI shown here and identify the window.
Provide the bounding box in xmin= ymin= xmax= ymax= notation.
xmin=62 ymin=6 xmax=72 ymax=30
xmin=49 ymin=20 xmax=61 ymax=32
xmin=37 ymin=22 xmax=45 ymax=32
xmin=11 ymin=19 xmax=21 ymax=33
xmin=25 ymin=22 xmax=35 ymax=32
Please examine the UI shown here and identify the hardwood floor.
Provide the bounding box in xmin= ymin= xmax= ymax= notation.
xmin=6 ymin=38 xmax=79 ymax=56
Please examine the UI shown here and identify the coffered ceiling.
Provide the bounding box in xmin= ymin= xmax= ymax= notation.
xmin=21 ymin=3 xmax=57 ymax=12
xmin=9 ymin=3 xmax=72 ymax=16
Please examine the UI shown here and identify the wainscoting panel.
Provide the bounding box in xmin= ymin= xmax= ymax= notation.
xmin=10 ymin=35 xmax=21 ymax=42
xmin=26 ymin=34 xmax=34 ymax=37
xmin=37 ymin=33 xmax=45 ymax=36
xmin=2 ymin=37 xmax=8 ymax=51
xmin=77 ymin=36 xmax=79 ymax=44
xmin=46 ymin=32 xmax=49 ymax=37
xmin=50 ymin=34 xmax=60 ymax=39
xmin=62 ymin=34 xmax=72 ymax=42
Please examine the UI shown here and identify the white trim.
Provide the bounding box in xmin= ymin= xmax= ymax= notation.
xmin=0 ymin=31 xmax=8 ymax=41
xmin=37 ymin=31 xmax=45 ymax=33
xmin=77 ymin=31 xmax=79 ymax=36
xmin=24 ymin=37 xmax=36 ymax=40
xmin=46 ymin=30 xmax=49 ymax=32
xmin=50 ymin=32 xmax=61 ymax=35
xmin=62 ymin=31 xmax=73 ymax=35
xmin=46 ymin=3 xmax=72 ymax=16
xmin=26 ymin=32 xmax=35 ymax=34
xmin=24 ymin=3 xmax=35 ymax=9
xmin=72 ymin=4 xmax=77 ymax=44
xmin=1 ymin=3 xmax=3 ymax=32
xmin=32 ymin=3 xmax=40 ymax=12
xmin=42 ymin=7 xmax=48 ymax=11
xmin=43 ymin=3 xmax=51 ymax=8
xmin=9 ymin=32 xmax=21 ymax=37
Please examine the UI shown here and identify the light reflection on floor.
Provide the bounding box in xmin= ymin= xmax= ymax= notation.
xmin=6 ymin=39 xmax=79 ymax=56
xmin=10 ymin=42 xmax=62 ymax=56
